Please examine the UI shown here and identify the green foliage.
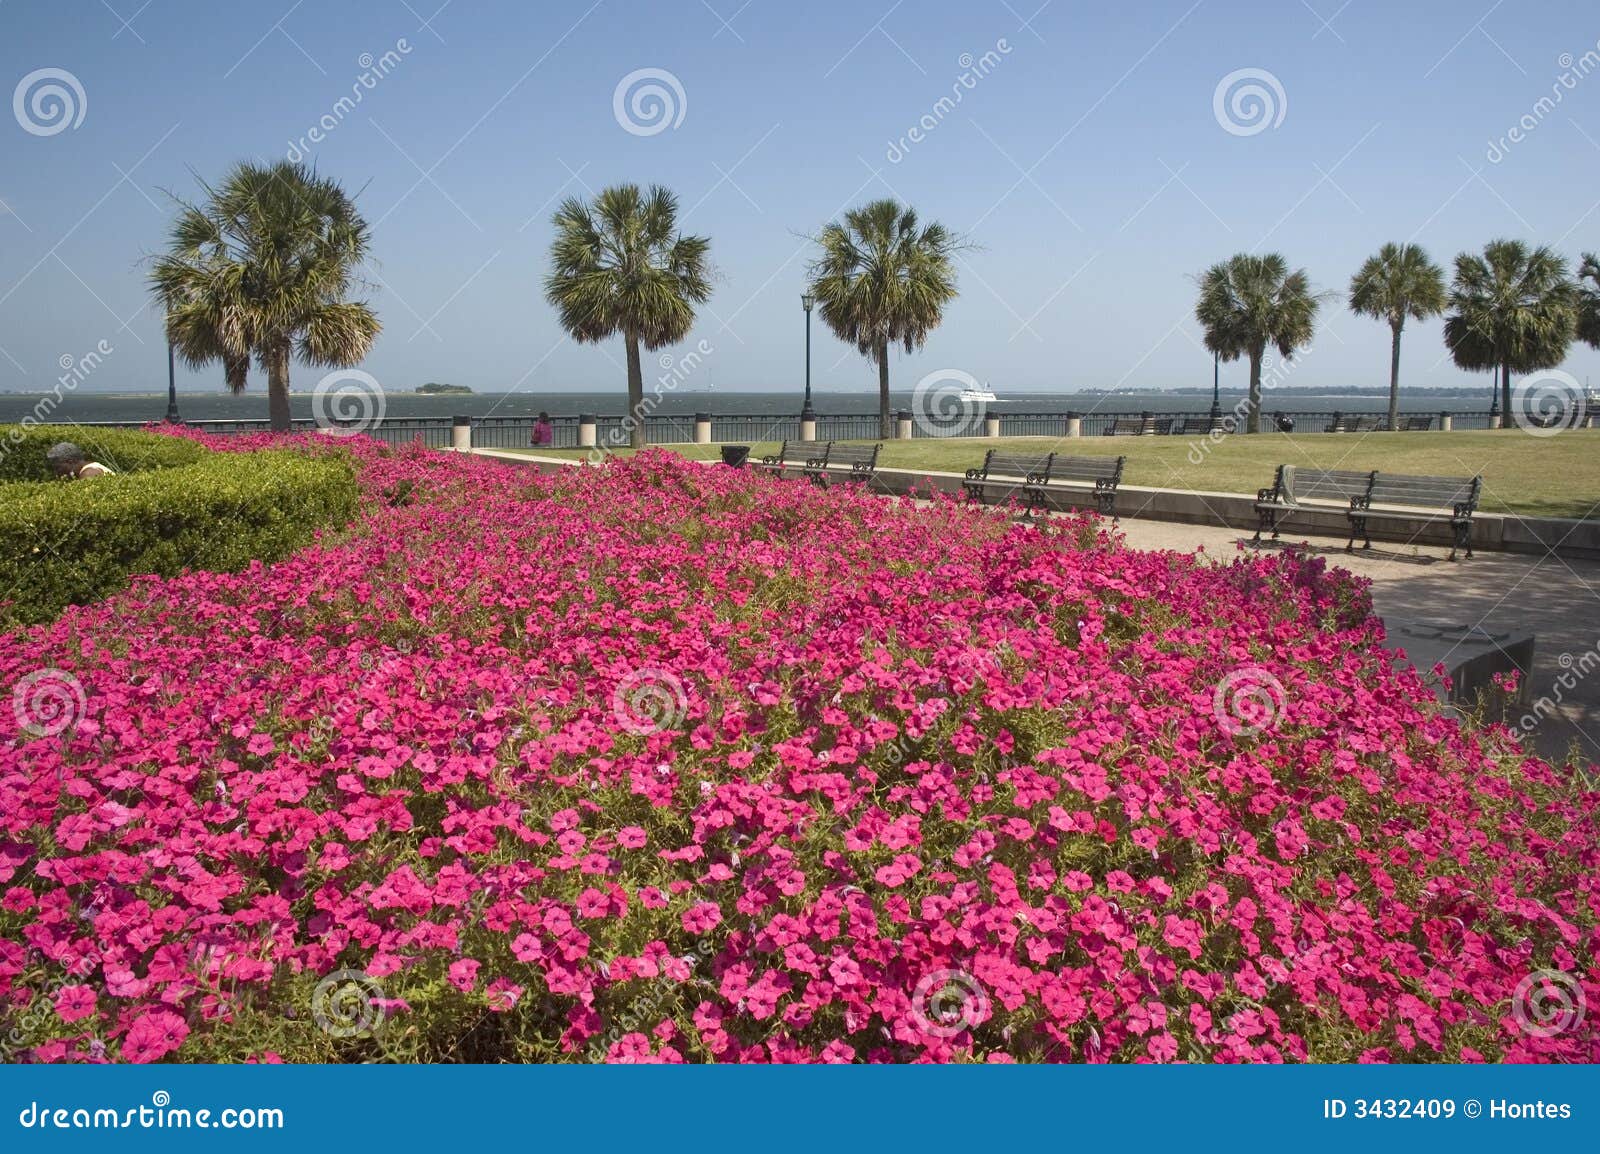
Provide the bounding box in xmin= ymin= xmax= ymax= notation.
xmin=807 ymin=199 xmax=963 ymax=358
xmin=1577 ymin=252 xmax=1600 ymax=351
xmin=544 ymin=183 xmax=712 ymax=448
xmin=544 ymin=184 xmax=712 ymax=350
xmin=1444 ymin=239 xmax=1576 ymax=417
xmin=0 ymin=451 xmax=357 ymax=627
xmin=1348 ymin=243 xmax=1447 ymax=428
xmin=806 ymin=199 xmax=964 ymax=435
xmin=0 ymin=424 xmax=209 ymax=481
xmin=1195 ymin=253 xmax=1324 ymax=433
xmin=149 ymin=160 xmax=382 ymax=430
xmin=1348 ymin=243 xmax=1446 ymax=329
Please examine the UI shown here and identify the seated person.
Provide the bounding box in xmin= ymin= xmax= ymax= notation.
xmin=531 ymin=412 xmax=554 ymax=447
xmin=46 ymin=442 xmax=115 ymax=479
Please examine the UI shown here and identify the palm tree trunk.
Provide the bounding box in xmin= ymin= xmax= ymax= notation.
xmin=266 ymin=345 xmax=292 ymax=433
xmin=1387 ymin=322 xmax=1402 ymax=431
xmin=1246 ymin=349 xmax=1262 ymax=434
xmin=877 ymin=340 xmax=892 ymax=440
xmin=626 ymin=333 xmax=646 ymax=450
xmin=1500 ymin=362 xmax=1512 ymax=429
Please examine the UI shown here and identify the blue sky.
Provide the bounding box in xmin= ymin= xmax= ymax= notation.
xmin=2 ymin=0 xmax=1599 ymax=401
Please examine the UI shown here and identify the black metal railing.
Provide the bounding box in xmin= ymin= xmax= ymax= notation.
xmin=32 ymin=409 xmax=1506 ymax=444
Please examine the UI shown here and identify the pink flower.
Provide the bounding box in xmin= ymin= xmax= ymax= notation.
xmin=448 ymin=959 xmax=480 ymax=992
xmin=486 ymin=980 xmax=523 ymax=1012
xmin=122 ymin=1010 xmax=189 ymax=1063
xmin=2 ymin=438 xmax=1594 ymax=1068
xmin=873 ymin=853 xmax=923 ymax=888
xmin=682 ymin=901 xmax=722 ymax=935
xmin=827 ymin=955 xmax=862 ymax=986
xmin=54 ymin=985 xmax=96 ymax=1023
xmin=1162 ymin=915 xmax=1205 ymax=960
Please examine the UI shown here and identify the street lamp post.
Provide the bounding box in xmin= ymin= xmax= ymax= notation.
xmin=800 ymin=293 xmax=815 ymax=421
xmin=1209 ymin=350 xmax=1221 ymax=427
xmin=164 ymin=339 xmax=182 ymax=424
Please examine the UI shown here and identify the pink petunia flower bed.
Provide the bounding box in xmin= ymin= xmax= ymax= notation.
xmin=2 ymin=436 xmax=1596 ymax=1063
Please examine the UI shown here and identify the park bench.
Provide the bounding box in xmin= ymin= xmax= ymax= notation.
xmin=1255 ymin=465 xmax=1482 ymax=561
xmin=1178 ymin=416 xmax=1219 ymax=435
xmin=753 ymin=441 xmax=811 ymax=477
xmin=1104 ymin=416 xmax=1173 ymax=436
xmin=1324 ymin=414 xmax=1380 ymax=433
xmin=1254 ymin=465 xmax=1377 ymax=544
xmin=1348 ymin=472 xmax=1481 ymax=561
xmin=801 ymin=441 xmax=881 ymax=488
xmin=963 ymin=450 xmax=1124 ymax=517
xmin=1394 ymin=416 xmax=1433 ymax=431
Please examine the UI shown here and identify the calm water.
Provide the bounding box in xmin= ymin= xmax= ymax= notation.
xmin=3 ymin=389 xmax=1496 ymax=425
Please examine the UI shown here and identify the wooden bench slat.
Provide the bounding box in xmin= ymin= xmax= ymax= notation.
xmin=806 ymin=435 xmax=883 ymax=483
xmin=758 ymin=441 xmax=819 ymax=467
xmin=981 ymin=453 xmax=1054 ymax=473
xmin=821 ymin=445 xmax=879 ymax=465
xmin=1051 ymin=459 xmax=1122 ymax=480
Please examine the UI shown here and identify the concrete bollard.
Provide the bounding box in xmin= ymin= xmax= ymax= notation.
xmin=799 ymin=415 xmax=817 ymax=442
xmin=1065 ymin=412 xmax=1082 ymax=438
xmin=896 ymin=410 xmax=913 ymax=440
xmin=1439 ymin=412 xmax=1452 ymax=433
xmin=578 ymin=413 xmax=597 ymax=449
xmin=984 ymin=414 xmax=1000 ymax=439
xmin=694 ymin=412 xmax=712 ymax=444
xmin=451 ymin=415 xmax=471 ymax=451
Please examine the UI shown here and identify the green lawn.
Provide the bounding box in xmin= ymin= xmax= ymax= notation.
xmin=496 ymin=428 xmax=1600 ymax=520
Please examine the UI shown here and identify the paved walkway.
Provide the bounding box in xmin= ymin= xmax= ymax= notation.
xmin=1115 ymin=519 xmax=1600 ymax=765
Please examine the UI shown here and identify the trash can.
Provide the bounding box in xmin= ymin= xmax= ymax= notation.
xmin=721 ymin=444 xmax=750 ymax=469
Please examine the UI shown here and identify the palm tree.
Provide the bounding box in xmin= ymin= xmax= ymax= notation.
xmin=545 ymin=184 xmax=711 ymax=449
xmin=150 ymin=161 xmax=381 ymax=432
xmin=1194 ymin=254 xmax=1322 ymax=434
xmin=806 ymin=199 xmax=962 ymax=439
xmin=1348 ymin=243 xmax=1446 ymax=430
xmin=1443 ymin=240 xmax=1576 ymax=426
xmin=1577 ymin=253 xmax=1600 ymax=350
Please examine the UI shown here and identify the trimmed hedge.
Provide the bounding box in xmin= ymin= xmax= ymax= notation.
xmin=0 ymin=424 xmax=210 ymax=481
xmin=0 ymin=450 xmax=358 ymax=626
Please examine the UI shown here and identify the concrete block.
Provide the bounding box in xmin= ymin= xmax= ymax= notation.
xmin=1383 ymin=619 xmax=1534 ymax=711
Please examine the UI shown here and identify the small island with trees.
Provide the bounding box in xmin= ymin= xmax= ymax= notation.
xmin=415 ymin=382 xmax=473 ymax=395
